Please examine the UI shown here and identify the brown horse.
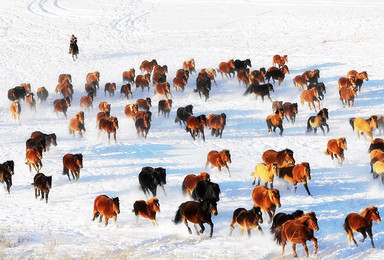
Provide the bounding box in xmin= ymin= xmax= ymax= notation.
xmin=99 ymin=117 xmax=119 ymax=143
xmin=30 ymin=131 xmax=57 ymax=151
xmin=122 ymin=68 xmax=135 ymax=84
xmin=368 ymin=138 xmax=384 ymax=153
xmin=36 ymin=87 xmax=49 ymax=103
xmin=86 ymin=71 xmax=100 ymax=89
xmin=53 ymin=97 xmax=71 ymax=118
xmin=120 ymin=84 xmax=133 ymax=99
xmin=152 ymin=72 xmax=166 ymax=86
xmin=282 ymin=102 xmax=298 ymax=123
xmin=104 ymin=83 xmax=116 ymax=97
xmin=176 ymin=69 xmax=189 ymax=81
xmin=96 ymin=111 xmax=110 ymax=128
xmin=25 ymin=93 xmax=36 ymax=112
xmin=173 ymin=76 xmax=188 ymax=91
xmin=252 ymin=185 xmax=281 ymax=223
xmin=10 ymin=100 xmax=21 ymax=122
xmin=186 ymin=114 xmax=207 ymax=141
xmin=237 ymin=69 xmax=250 ymax=87
xmin=135 ymin=111 xmax=152 ymax=122
xmin=56 ymin=77 xmax=72 ymax=95
xmin=136 ymin=98 xmax=152 ymax=112
xmin=218 ymin=59 xmax=235 ymax=78
xmin=158 ymin=99 xmax=172 ymax=117
xmin=26 ymin=149 xmax=42 ymax=173
xmin=301 ymin=87 xmax=320 ymax=112
xmin=338 ymin=76 xmax=355 ymax=90
xmin=183 ymin=58 xmax=196 ymax=75
xmin=80 ymin=92 xmax=94 ymax=111
xmin=293 ymin=75 xmax=307 ymax=90
xmin=153 ymin=64 xmax=168 ymax=75
xmin=280 ymin=162 xmax=312 ymax=196
xmin=135 ymin=73 xmax=151 ymax=91
xmin=205 ymin=149 xmax=231 ymax=176
xmin=62 ymin=153 xmax=83 ymax=182
xmin=182 ymin=172 xmax=210 ymax=197
xmin=370 ymin=149 xmax=384 ymax=174
xmin=344 ymin=206 xmax=381 ymax=248
xmin=133 ymin=198 xmax=160 ymax=226
xmin=140 ymin=59 xmax=157 ymax=74
xmin=350 ymin=116 xmax=378 ymax=141
xmin=229 ymin=206 xmax=263 ymax=237
xmin=206 ymin=113 xmax=226 ymax=138
xmin=58 ymin=74 xmax=72 ymax=84
xmin=69 ymin=111 xmax=86 ymax=138
xmin=339 ymin=86 xmax=357 ymax=107
xmin=262 ymin=148 xmax=295 ymax=168
xmin=33 ymin=172 xmax=52 ymax=203
xmin=135 ymin=116 xmax=151 ymax=138
xmin=155 ymin=82 xmax=172 ymax=101
xmin=347 ymin=70 xmax=369 ymax=92
xmin=173 ymin=199 xmax=218 ymax=237
xmin=265 ymin=65 xmax=289 ymax=86
xmin=124 ymin=103 xmax=138 ymax=120
xmin=92 ymin=195 xmax=120 ymax=227
xmin=249 ymin=68 xmax=266 ymax=84
xmin=274 ymin=212 xmax=319 ymax=258
xmin=266 ymin=109 xmax=284 ymax=136
xmin=200 ymin=68 xmax=217 ymax=85
xmin=272 ymin=54 xmax=288 ymax=68
xmin=98 ymin=101 xmax=111 ymax=113
xmin=272 ymin=101 xmax=283 ymax=113
xmin=325 ymin=138 xmax=347 ymax=165
xmin=303 ymin=69 xmax=320 ymax=85
xmin=307 ymin=108 xmax=330 ymax=134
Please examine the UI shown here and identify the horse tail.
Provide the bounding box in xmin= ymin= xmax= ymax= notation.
xmin=306 ymin=117 xmax=313 ymax=132
xmin=181 ymin=179 xmax=187 ymax=195
xmin=243 ymin=85 xmax=252 ymax=96
xmin=324 ymin=148 xmax=330 ymax=155
xmin=173 ymin=206 xmax=183 ymax=224
xmin=62 ymin=165 xmax=68 ymax=176
xmin=343 ymin=216 xmax=352 ymax=235
xmin=273 ymin=225 xmax=283 ymax=245
xmin=349 ymin=118 xmax=356 ymax=131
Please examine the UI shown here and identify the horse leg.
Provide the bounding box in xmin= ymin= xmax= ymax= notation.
xmin=198 ymin=222 xmax=206 ymax=235
xmin=325 ymin=123 xmax=330 ymax=133
xmin=257 ymin=177 xmax=261 ymax=186
xmin=303 ymin=182 xmax=312 ymax=196
xmin=367 ymin=228 xmax=375 ymax=248
xmin=34 ymin=187 xmax=38 ymax=198
xmin=184 ymin=219 xmax=192 ymax=234
xmin=359 ymin=230 xmax=367 ymax=243
xmin=104 ymin=217 xmax=109 ymax=227
xmin=225 ymin=164 xmax=230 ymax=177
xmin=281 ymin=237 xmax=286 ymax=255
xmin=208 ymin=220 xmax=214 ymax=237
xmin=108 ymin=132 xmax=111 ymax=143
xmin=301 ymin=242 xmax=309 ymax=258
xmin=279 ymin=126 xmax=283 ymax=136
xmin=319 ymin=125 xmax=326 ymax=135
xmin=114 ymin=132 xmax=117 ymax=143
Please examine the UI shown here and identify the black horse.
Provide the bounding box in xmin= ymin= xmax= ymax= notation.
xmin=0 ymin=160 xmax=14 ymax=193
xmin=138 ymin=167 xmax=167 ymax=197
xmin=194 ymin=75 xmax=211 ymax=101
xmin=175 ymin=105 xmax=193 ymax=126
xmin=234 ymin=59 xmax=252 ymax=71
xmin=8 ymin=86 xmax=27 ymax=101
xmin=191 ymin=180 xmax=220 ymax=202
xmin=244 ymin=83 xmax=274 ymax=102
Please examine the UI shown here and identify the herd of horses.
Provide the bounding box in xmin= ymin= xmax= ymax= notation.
xmin=2 ymin=55 xmax=383 ymax=257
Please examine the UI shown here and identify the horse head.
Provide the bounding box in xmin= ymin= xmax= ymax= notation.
xmin=74 ymin=154 xmax=83 ymax=169
xmin=269 ymin=189 xmax=281 ymax=208
xmin=201 ymin=199 xmax=218 ymax=216
xmin=338 ymin=138 xmax=347 ymax=150
xmin=305 ymin=212 xmax=319 ymax=231
xmin=4 ymin=160 xmax=14 ymax=175
xmin=221 ymin=150 xmax=231 ymax=164
xmin=149 ymin=198 xmax=160 ymax=213
xmin=301 ymin=162 xmax=311 ymax=180
xmin=251 ymin=206 xmax=263 ymax=224
xmin=200 ymin=172 xmax=210 ymax=181
xmin=292 ymin=210 xmax=304 ymax=218
xmin=284 ymin=148 xmax=295 ymax=165
xmin=112 ymin=197 xmax=120 ymax=214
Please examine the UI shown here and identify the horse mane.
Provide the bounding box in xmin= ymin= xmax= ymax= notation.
xmin=359 ymin=206 xmax=376 ymax=217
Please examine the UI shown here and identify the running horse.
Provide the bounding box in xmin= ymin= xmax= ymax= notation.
xmin=183 ymin=58 xmax=196 ymax=75
xmin=186 ymin=114 xmax=207 ymax=141
xmin=347 ymin=70 xmax=369 ymax=92
xmin=62 ymin=153 xmax=83 ymax=182
xmin=307 ymin=108 xmax=330 ymax=135
xmin=69 ymin=111 xmax=86 ymax=138
xmin=300 ymin=87 xmax=320 ymax=112
xmin=206 ymin=113 xmax=226 ymax=138
xmin=218 ymin=59 xmax=235 ymax=78
xmin=349 ymin=115 xmax=378 ymax=141
xmin=53 ymin=97 xmax=71 ymax=118
xmin=92 ymin=195 xmax=120 ymax=227
xmin=229 ymin=206 xmax=263 ymax=237
xmin=272 ymin=54 xmax=288 ymax=68
xmin=262 ymin=148 xmax=295 ymax=168
xmin=266 ymin=109 xmax=284 ymax=136
xmin=325 ymin=137 xmax=347 ymax=165
xmin=155 ymin=82 xmax=172 ymax=101
xmin=182 ymin=172 xmax=210 ymax=198
xmin=133 ymin=198 xmax=160 ymax=226
xmin=205 ymin=149 xmax=231 ymax=176
xmin=99 ymin=116 xmax=119 ymax=143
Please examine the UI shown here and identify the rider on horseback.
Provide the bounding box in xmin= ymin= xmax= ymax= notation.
xmin=69 ymin=35 xmax=79 ymax=54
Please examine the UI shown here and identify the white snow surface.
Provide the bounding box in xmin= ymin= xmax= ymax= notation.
xmin=1 ymin=0 xmax=384 ymax=258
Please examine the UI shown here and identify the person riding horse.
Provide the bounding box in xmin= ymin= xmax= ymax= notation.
xmin=69 ymin=35 xmax=79 ymax=54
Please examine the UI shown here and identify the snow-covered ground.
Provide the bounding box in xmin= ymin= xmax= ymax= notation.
xmin=1 ymin=0 xmax=384 ymax=258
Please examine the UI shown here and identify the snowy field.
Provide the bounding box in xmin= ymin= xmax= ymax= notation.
xmin=1 ymin=0 xmax=384 ymax=258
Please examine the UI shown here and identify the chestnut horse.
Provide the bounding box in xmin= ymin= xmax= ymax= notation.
xmin=303 ymin=69 xmax=320 ymax=85
xmin=155 ymin=82 xmax=172 ymax=101
xmin=186 ymin=114 xmax=207 ymax=141
xmin=62 ymin=153 xmax=83 ymax=182
xmin=266 ymin=109 xmax=284 ymax=136
xmin=339 ymin=86 xmax=357 ymax=107
xmin=69 ymin=111 xmax=86 ymax=138
xmin=350 ymin=70 xmax=369 ymax=92
xmin=272 ymin=54 xmax=288 ymax=68
xmin=10 ymin=100 xmax=21 ymax=122
xmin=206 ymin=113 xmax=226 ymax=138
xmin=96 ymin=111 xmax=110 ymax=128
xmin=265 ymin=65 xmax=289 ymax=86
xmin=293 ymin=75 xmax=307 ymax=90
xmin=173 ymin=76 xmax=188 ymax=91
xmin=282 ymin=102 xmax=298 ymax=123
xmin=120 ymin=84 xmax=133 ymax=99
xmin=262 ymin=148 xmax=295 ymax=168
xmin=338 ymin=76 xmax=355 ymax=90
xmin=26 ymin=149 xmax=42 ymax=173
xmin=26 ymin=93 xmax=36 ymax=112
xmin=173 ymin=199 xmax=218 ymax=237
xmin=300 ymin=87 xmax=320 ymax=112
xmin=92 ymin=195 xmax=120 ymax=227
xmin=104 ymin=83 xmax=116 ymax=97
xmin=133 ymin=198 xmax=160 ymax=226
xmin=135 ymin=116 xmax=151 ymax=138
xmin=229 ymin=206 xmax=263 ymax=237
xmin=182 ymin=172 xmax=210 ymax=197
xmin=124 ymin=103 xmax=138 ymax=120
xmin=137 ymin=98 xmax=152 ymax=112
xmin=80 ymin=92 xmax=94 ymax=111
xmin=98 ymin=101 xmax=111 ymax=113
xmin=251 ymin=185 xmax=281 ymax=223
xmin=307 ymin=108 xmax=329 ymax=135
xmin=325 ymin=138 xmax=347 ymax=165
xmin=280 ymin=162 xmax=312 ymax=196
xmin=205 ymin=149 xmax=231 ymax=176
xmin=135 ymin=73 xmax=151 ymax=91
xmin=122 ymin=68 xmax=135 ymax=84
xmin=37 ymin=87 xmax=49 ymax=103
xmin=270 ymin=210 xmax=304 ymax=235
xmin=158 ymin=99 xmax=172 ymax=117
xmin=344 ymin=206 xmax=380 ymax=248
xmin=249 ymin=68 xmax=266 ymax=84
xmin=86 ymin=71 xmax=100 ymax=89
xmin=58 ymin=74 xmax=72 ymax=84
xmin=274 ymin=212 xmax=319 ymax=258
xmin=53 ymin=97 xmax=71 ymax=118
xmin=218 ymin=59 xmax=235 ymax=78
xmin=99 ymin=117 xmax=119 ymax=143
xmin=153 ymin=64 xmax=168 ymax=75
xmin=183 ymin=58 xmax=196 ymax=75
xmin=349 ymin=115 xmax=378 ymax=141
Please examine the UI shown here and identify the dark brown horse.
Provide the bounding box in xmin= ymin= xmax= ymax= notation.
xmin=30 ymin=131 xmax=57 ymax=151
xmin=182 ymin=172 xmax=210 ymax=198
xmin=96 ymin=111 xmax=110 ymax=128
xmin=92 ymin=195 xmax=120 ymax=227
xmin=206 ymin=149 xmax=231 ymax=176
xmin=0 ymin=161 xmax=14 ymax=193
xmin=135 ymin=116 xmax=151 ymax=138
xmin=270 ymin=210 xmax=304 ymax=235
xmin=33 ymin=172 xmax=52 ymax=203
xmin=186 ymin=114 xmax=207 ymax=141
xmin=104 ymin=83 xmax=116 ymax=97
xmin=274 ymin=212 xmax=319 ymax=258
xmin=173 ymin=199 xmax=218 ymax=237
xmin=282 ymin=102 xmax=298 ymax=123
xmin=206 ymin=113 xmax=226 ymax=138
xmin=133 ymin=198 xmax=160 ymax=226
xmin=99 ymin=117 xmax=119 ymax=143
xmin=344 ymin=206 xmax=381 ymax=248
xmin=252 ymin=185 xmax=281 ymax=223
xmin=266 ymin=109 xmax=284 ymax=135
xmin=120 ymin=84 xmax=133 ymax=99
xmin=53 ymin=97 xmax=71 ymax=118
xmin=62 ymin=153 xmax=83 ymax=182
xmin=229 ymin=206 xmax=263 ymax=237
xmin=80 ymin=92 xmax=94 ymax=111
xmin=307 ymin=108 xmax=329 ymax=135
xmin=347 ymin=70 xmax=368 ymax=92
xmin=173 ymin=76 xmax=188 ymax=91
xmin=325 ymin=137 xmax=347 ymax=165
xmin=262 ymin=148 xmax=295 ymax=167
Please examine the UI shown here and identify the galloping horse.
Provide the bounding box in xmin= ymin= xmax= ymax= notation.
xmin=293 ymin=75 xmax=307 ymax=90
xmin=282 ymin=102 xmax=298 ymax=123
xmin=53 ymin=97 xmax=71 ymax=118
xmin=301 ymin=87 xmax=320 ymax=112
xmin=338 ymin=77 xmax=355 ymax=90
xmin=349 ymin=115 xmax=378 ymax=141
xmin=92 ymin=195 xmax=120 ymax=227
xmin=307 ymin=108 xmax=329 ymax=135
xmin=183 ymin=58 xmax=196 ymax=75
xmin=229 ymin=206 xmax=263 ymax=237
xmin=325 ymin=138 xmax=347 ymax=165
xmin=155 ymin=82 xmax=172 ymax=101
xmin=104 ymin=83 xmax=116 ymax=97
xmin=99 ymin=117 xmax=119 ymax=143
xmin=344 ymin=206 xmax=380 ymax=248
xmin=270 ymin=210 xmax=304 ymax=235
xmin=62 ymin=153 xmax=83 ymax=182
xmin=37 ymin=87 xmax=49 ymax=103
xmin=140 ymin=59 xmax=157 ymax=74
xmin=339 ymin=86 xmax=357 ymax=107
xmin=69 ymin=111 xmax=86 ymax=138
xmin=86 ymin=71 xmax=100 ymax=89
xmin=218 ymin=59 xmax=235 ymax=78
xmin=135 ymin=116 xmax=151 ymax=138
xmin=262 ymin=148 xmax=295 ymax=167
xmin=252 ymin=185 xmax=281 ymax=223
xmin=173 ymin=199 xmax=218 ymax=237
xmin=80 ymin=92 xmax=94 ymax=111
xmin=347 ymin=70 xmax=369 ymax=91
xmin=205 ymin=150 xmax=231 ymax=176
xmin=122 ymin=68 xmax=135 ymax=84
xmin=186 ymin=115 xmax=207 ymax=141
xmin=10 ymin=100 xmax=21 ymax=122
xmin=272 ymin=54 xmax=288 ymax=68
xmin=274 ymin=212 xmax=319 ymax=258
xmin=124 ymin=103 xmax=138 ymax=120
xmin=182 ymin=172 xmax=210 ymax=198
xmin=133 ymin=198 xmax=160 ymax=226
xmin=206 ymin=113 xmax=226 ymax=138
xmin=26 ymin=149 xmax=42 ymax=173
xmin=266 ymin=109 xmax=284 ymax=135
